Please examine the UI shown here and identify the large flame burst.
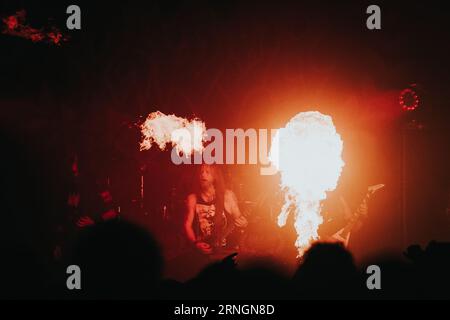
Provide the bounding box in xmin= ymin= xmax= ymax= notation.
xmin=269 ymin=111 xmax=344 ymax=256
xmin=140 ymin=111 xmax=207 ymax=156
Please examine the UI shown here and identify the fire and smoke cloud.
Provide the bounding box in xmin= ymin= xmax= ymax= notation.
xmin=269 ymin=111 xmax=344 ymax=256
xmin=2 ymin=10 xmax=68 ymax=45
xmin=140 ymin=111 xmax=207 ymax=157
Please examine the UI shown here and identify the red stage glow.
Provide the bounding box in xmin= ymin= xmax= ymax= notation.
xmin=5 ymin=15 xmax=18 ymax=30
xmin=1 ymin=10 xmax=68 ymax=46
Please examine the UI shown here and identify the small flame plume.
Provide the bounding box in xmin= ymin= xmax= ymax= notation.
xmin=140 ymin=111 xmax=207 ymax=157
xmin=269 ymin=111 xmax=344 ymax=256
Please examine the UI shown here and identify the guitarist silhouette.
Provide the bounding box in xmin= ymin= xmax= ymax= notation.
xmin=320 ymin=184 xmax=385 ymax=247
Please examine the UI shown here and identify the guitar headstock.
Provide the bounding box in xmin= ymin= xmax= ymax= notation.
xmin=368 ymin=183 xmax=385 ymax=194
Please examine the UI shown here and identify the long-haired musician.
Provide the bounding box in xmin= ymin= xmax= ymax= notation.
xmin=184 ymin=164 xmax=248 ymax=255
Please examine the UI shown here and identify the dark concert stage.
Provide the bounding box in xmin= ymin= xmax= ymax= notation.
xmin=0 ymin=0 xmax=449 ymax=303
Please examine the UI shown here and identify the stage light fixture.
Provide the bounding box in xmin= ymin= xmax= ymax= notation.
xmin=399 ymin=87 xmax=420 ymax=111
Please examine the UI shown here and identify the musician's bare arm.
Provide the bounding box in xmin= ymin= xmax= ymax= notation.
xmin=224 ymin=189 xmax=248 ymax=228
xmin=185 ymin=193 xmax=213 ymax=254
xmin=184 ymin=193 xmax=197 ymax=243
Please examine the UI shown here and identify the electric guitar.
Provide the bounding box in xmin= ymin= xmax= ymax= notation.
xmin=330 ymin=184 xmax=385 ymax=247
